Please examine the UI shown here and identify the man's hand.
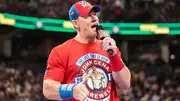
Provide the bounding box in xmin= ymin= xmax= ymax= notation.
xmin=101 ymin=37 xmax=118 ymax=56
xmin=73 ymin=74 xmax=89 ymax=101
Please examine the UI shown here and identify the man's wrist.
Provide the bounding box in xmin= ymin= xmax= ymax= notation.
xmin=109 ymin=53 xmax=125 ymax=72
xmin=59 ymin=83 xmax=77 ymax=100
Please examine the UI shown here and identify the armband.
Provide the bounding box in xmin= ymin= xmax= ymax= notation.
xmin=59 ymin=83 xmax=77 ymax=100
xmin=110 ymin=53 xmax=125 ymax=71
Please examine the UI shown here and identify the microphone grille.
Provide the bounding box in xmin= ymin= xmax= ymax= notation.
xmin=96 ymin=25 xmax=104 ymax=32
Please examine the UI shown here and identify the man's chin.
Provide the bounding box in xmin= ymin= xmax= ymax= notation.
xmin=90 ymin=32 xmax=97 ymax=38
xmin=90 ymin=29 xmax=97 ymax=35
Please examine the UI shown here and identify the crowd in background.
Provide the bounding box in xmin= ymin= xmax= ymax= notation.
xmin=120 ymin=41 xmax=180 ymax=101
xmin=0 ymin=0 xmax=180 ymax=22
xmin=120 ymin=68 xmax=180 ymax=101
xmin=0 ymin=61 xmax=45 ymax=101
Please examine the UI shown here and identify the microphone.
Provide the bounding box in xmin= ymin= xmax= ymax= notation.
xmin=96 ymin=25 xmax=114 ymax=56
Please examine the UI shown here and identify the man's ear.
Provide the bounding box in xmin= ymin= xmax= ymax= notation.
xmin=72 ymin=20 xmax=79 ymax=29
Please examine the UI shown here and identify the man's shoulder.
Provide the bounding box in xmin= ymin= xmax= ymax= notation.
xmin=53 ymin=39 xmax=73 ymax=52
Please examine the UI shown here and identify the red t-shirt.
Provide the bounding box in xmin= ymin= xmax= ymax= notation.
xmin=44 ymin=39 xmax=119 ymax=101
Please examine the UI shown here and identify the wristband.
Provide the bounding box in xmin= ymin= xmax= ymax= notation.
xmin=110 ymin=53 xmax=125 ymax=72
xmin=59 ymin=83 xmax=77 ymax=100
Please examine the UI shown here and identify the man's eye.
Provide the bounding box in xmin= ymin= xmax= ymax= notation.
xmin=88 ymin=13 xmax=96 ymax=17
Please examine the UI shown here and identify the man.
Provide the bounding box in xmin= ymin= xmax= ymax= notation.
xmin=43 ymin=1 xmax=131 ymax=101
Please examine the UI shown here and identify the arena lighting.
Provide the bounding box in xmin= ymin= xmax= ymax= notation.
xmin=140 ymin=24 xmax=158 ymax=31
xmin=0 ymin=14 xmax=16 ymax=26
xmin=140 ymin=24 xmax=170 ymax=34
xmin=154 ymin=28 xmax=169 ymax=34
xmin=112 ymin=26 xmax=119 ymax=33
xmin=0 ymin=13 xmax=180 ymax=35
xmin=36 ymin=21 xmax=43 ymax=28
xmin=63 ymin=21 xmax=74 ymax=28
xmin=15 ymin=23 xmax=36 ymax=29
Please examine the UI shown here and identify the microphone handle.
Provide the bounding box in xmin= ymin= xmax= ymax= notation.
xmin=100 ymin=37 xmax=114 ymax=56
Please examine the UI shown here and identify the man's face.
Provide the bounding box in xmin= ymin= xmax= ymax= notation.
xmin=77 ymin=10 xmax=99 ymax=38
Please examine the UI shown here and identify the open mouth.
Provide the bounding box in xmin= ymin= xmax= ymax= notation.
xmin=91 ymin=24 xmax=98 ymax=29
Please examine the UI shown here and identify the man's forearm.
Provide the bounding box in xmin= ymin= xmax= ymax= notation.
xmin=43 ymin=78 xmax=89 ymax=101
xmin=112 ymin=66 xmax=131 ymax=90
xmin=108 ymin=49 xmax=131 ymax=90
xmin=43 ymin=79 xmax=62 ymax=100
